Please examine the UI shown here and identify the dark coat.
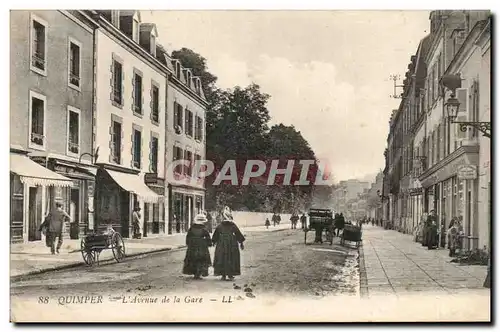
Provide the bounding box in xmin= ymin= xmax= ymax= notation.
xmin=212 ymin=221 xmax=245 ymax=276
xmin=334 ymin=215 xmax=345 ymax=230
xmin=40 ymin=209 xmax=70 ymax=234
xmin=182 ymin=224 xmax=212 ymax=276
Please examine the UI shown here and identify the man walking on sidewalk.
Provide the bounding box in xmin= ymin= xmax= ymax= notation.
xmin=39 ymin=202 xmax=72 ymax=255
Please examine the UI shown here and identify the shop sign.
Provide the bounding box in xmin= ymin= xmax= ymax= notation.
xmin=144 ymin=173 xmax=158 ymax=184
xmin=457 ymin=165 xmax=477 ymax=180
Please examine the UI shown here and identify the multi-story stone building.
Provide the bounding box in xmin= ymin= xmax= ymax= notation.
xmin=418 ymin=10 xmax=490 ymax=249
xmin=165 ymin=57 xmax=208 ymax=234
xmin=91 ymin=10 xmax=169 ymax=237
xmin=10 ymin=10 xmax=97 ymax=243
xmin=383 ymin=10 xmax=491 ymax=249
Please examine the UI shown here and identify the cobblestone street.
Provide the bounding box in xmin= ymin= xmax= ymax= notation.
xmin=360 ymin=225 xmax=488 ymax=298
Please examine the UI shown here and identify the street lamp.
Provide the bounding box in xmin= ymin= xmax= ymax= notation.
xmin=443 ymin=74 xmax=491 ymax=138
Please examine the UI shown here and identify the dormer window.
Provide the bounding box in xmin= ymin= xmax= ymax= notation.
xmin=138 ymin=22 xmax=158 ymax=57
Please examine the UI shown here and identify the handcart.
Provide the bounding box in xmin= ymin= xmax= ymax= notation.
xmin=304 ymin=208 xmax=334 ymax=245
xmin=340 ymin=224 xmax=362 ymax=248
xmin=80 ymin=228 xmax=126 ymax=266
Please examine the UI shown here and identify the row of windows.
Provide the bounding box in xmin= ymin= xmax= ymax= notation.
xmin=28 ymin=90 xmax=81 ymax=156
xmin=110 ymin=117 xmax=159 ymax=173
xmin=111 ymin=57 xmax=161 ymax=125
xmin=110 ymin=58 xmax=205 ymax=140
xmin=30 ymin=14 xmax=83 ymax=91
xmin=174 ymin=101 xmax=204 ymax=141
xmin=172 ymin=146 xmax=202 ymax=177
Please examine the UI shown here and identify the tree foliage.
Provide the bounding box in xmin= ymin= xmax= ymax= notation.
xmin=172 ymin=48 xmax=320 ymax=212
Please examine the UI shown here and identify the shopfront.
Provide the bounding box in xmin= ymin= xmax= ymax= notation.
xmin=94 ymin=166 xmax=162 ymax=238
xmin=419 ymin=146 xmax=479 ymax=249
xmin=9 ymin=152 xmax=74 ymax=243
xmin=170 ymin=186 xmax=205 ymax=234
xmin=49 ymin=160 xmax=96 ymax=239
xmin=143 ymin=174 xmax=166 ymax=236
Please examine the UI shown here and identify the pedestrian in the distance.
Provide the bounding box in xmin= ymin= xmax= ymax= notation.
xmin=39 ymin=202 xmax=72 ymax=255
xmin=265 ymin=218 xmax=271 ymax=229
xmin=290 ymin=213 xmax=299 ymax=229
xmin=272 ymin=213 xmax=281 ymax=227
xmin=212 ymin=206 xmax=246 ymax=281
xmin=132 ymin=205 xmax=142 ymax=239
xmin=300 ymin=213 xmax=307 ymax=230
xmin=335 ymin=213 xmax=345 ymax=237
xmin=183 ymin=213 xmax=212 ymax=279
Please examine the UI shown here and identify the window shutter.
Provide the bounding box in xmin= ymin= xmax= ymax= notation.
xmin=149 ymin=136 xmax=153 ymax=172
xmin=109 ymin=123 xmax=115 ymax=163
xmin=150 ymin=86 xmax=154 ymax=122
xmin=141 ymin=82 xmax=144 ymax=115
xmin=457 ymin=87 xmax=469 ymax=141
xmin=194 ymin=116 xmax=198 ymax=140
xmin=139 ymin=131 xmax=143 ymax=168
xmin=131 ymin=130 xmax=135 ymax=168
xmin=185 ymin=109 xmax=189 ymax=135
xmin=110 ymin=62 xmax=115 ymax=101
xmin=131 ymin=74 xmax=136 ymax=112
xmin=120 ymin=126 xmax=124 ymax=164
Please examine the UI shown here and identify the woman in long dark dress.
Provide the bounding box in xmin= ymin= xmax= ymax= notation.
xmin=182 ymin=213 xmax=212 ymax=279
xmin=212 ymin=206 xmax=245 ymax=281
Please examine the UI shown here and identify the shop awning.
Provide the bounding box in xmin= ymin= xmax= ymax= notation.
xmin=105 ymin=169 xmax=162 ymax=203
xmin=10 ymin=153 xmax=73 ymax=187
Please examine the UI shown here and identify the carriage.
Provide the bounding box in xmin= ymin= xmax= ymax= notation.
xmin=304 ymin=208 xmax=334 ymax=245
xmin=80 ymin=227 xmax=126 ymax=266
xmin=340 ymin=223 xmax=362 ymax=248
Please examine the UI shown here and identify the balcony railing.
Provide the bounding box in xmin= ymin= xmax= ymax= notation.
xmin=69 ymin=73 xmax=80 ymax=87
xmin=32 ymin=53 xmax=45 ymax=71
xmin=30 ymin=132 xmax=45 ymax=146
xmin=68 ymin=141 xmax=79 ymax=154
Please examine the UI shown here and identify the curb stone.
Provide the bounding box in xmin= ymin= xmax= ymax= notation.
xmin=10 ymin=245 xmax=187 ymax=282
xmin=358 ymin=242 xmax=369 ymax=299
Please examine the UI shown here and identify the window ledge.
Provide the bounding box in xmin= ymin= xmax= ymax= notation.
xmin=68 ymin=83 xmax=81 ymax=92
xmin=30 ymin=66 xmax=47 ymax=77
xmin=151 ymin=120 xmax=160 ymax=126
xmin=66 ymin=151 xmax=80 ymax=159
xmin=28 ymin=142 xmax=46 ymax=151
xmin=112 ymin=100 xmax=124 ymax=109
xmin=133 ymin=111 xmax=143 ymax=119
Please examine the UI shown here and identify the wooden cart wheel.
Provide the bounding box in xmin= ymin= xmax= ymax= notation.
xmin=82 ymin=249 xmax=96 ymax=266
xmin=111 ymin=232 xmax=126 ymax=262
xmin=81 ymin=238 xmax=94 ymax=266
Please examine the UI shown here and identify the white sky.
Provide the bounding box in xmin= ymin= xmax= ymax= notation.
xmin=141 ymin=11 xmax=431 ymax=183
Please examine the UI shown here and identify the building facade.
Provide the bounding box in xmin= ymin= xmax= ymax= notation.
xmin=165 ymin=58 xmax=208 ymax=234
xmin=383 ymin=10 xmax=491 ymax=249
xmin=92 ymin=10 xmax=169 ymax=237
xmin=10 ymin=10 xmax=97 ymax=243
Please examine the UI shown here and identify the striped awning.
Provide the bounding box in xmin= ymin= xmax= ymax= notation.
xmin=10 ymin=153 xmax=73 ymax=187
xmin=104 ymin=169 xmax=162 ymax=203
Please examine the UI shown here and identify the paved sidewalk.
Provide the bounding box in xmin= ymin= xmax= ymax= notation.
xmin=10 ymin=223 xmax=290 ymax=278
xmin=360 ymin=225 xmax=488 ymax=298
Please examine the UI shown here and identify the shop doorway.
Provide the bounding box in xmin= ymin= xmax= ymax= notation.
xmin=28 ymin=186 xmax=42 ymax=241
xmin=69 ymin=188 xmax=80 ymax=239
